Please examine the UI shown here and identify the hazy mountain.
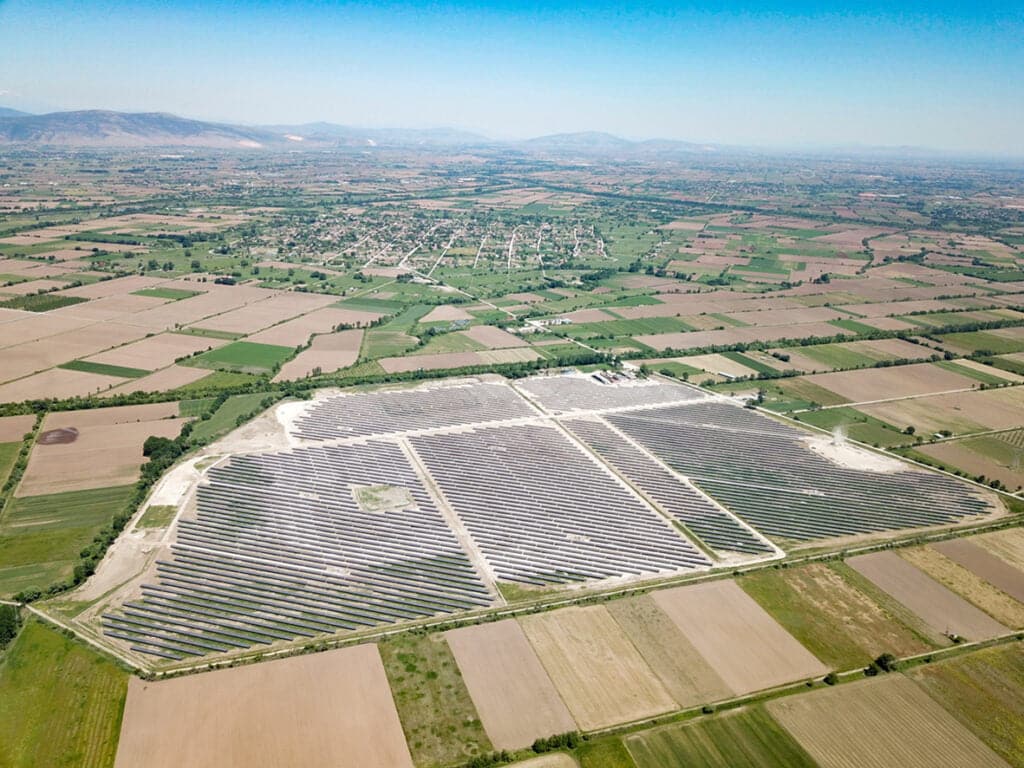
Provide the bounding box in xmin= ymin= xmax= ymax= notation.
xmin=0 ymin=107 xmax=30 ymax=118
xmin=523 ymin=131 xmax=633 ymax=151
xmin=0 ymin=110 xmax=298 ymax=149
xmin=264 ymin=122 xmax=492 ymax=147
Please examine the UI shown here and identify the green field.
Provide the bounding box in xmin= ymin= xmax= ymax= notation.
xmin=0 ymin=294 xmax=88 ymax=312
xmin=793 ymin=406 xmax=910 ymax=447
xmin=578 ymin=738 xmax=637 ymax=768
xmin=939 ymin=331 xmax=1024 ymax=355
xmin=787 ymin=343 xmax=879 ymax=370
xmin=183 ymin=341 xmax=294 ymax=374
xmin=413 ymin=331 xmax=487 ymax=355
xmin=188 ymin=393 xmax=273 ymax=443
xmin=0 ymin=619 xmax=127 ymax=768
xmin=131 ymin=287 xmax=201 ymax=300
xmin=0 ymin=442 xmax=21 ymax=487
xmin=720 ymin=350 xmax=778 ymax=375
xmin=134 ymin=504 xmax=177 ymax=529
xmin=59 ymin=360 xmax=151 ymax=379
xmin=829 ymin=317 xmax=881 ymax=335
xmin=379 ymin=632 xmax=490 ymax=768
xmin=178 ymin=397 xmax=216 ymax=417
xmin=362 ymin=330 xmax=420 ymax=359
xmin=933 ymin=360 xmax=1010 ymax=386
xmin=170 ymin=370 xmax=261 ymax=395
xmin=0 ymin=486 xmax=135 ymax=597
xmin=335 ymin=296 xmax=406 ymax=314
xmin=625 ymin=707 xmax=816 ymax=768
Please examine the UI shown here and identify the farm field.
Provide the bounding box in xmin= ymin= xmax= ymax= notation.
xmin=916 ymin=433 xmax=1024 ymax=490
xmin=975 ymin=527 xmax=1024 ymax=573
xmin=182 ymin=340 xmax=294 ymax=374
xmin=625 ymin=706 xmax=816 ymax=768
xmin=0 ymin=620 xmax=127 ymax=768
xmin=933 ymin=537 xmax=1024 ymax=603
xmin=767 ymin=675 xmax=1009 ymax=768
xmin=114 ymin=643 xmax=412 ymax=768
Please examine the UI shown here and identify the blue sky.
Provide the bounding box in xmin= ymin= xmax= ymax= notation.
xmin=1 ymin=0 xmax=1022 ymax=153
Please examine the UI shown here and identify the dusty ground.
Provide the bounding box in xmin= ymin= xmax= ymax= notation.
xmin=652 ymin=580 xmax=828 ymax=695
xmin=767 ymin=676 xmax=1008 ymax=768
xmin=804 ymin=435 xmax=906 ymax=473
xmin=114 ymin=644 xmax=413 ymax=768
xmin=848 ymin=552 xmax=1008 ymax=641
xmin=519 ymin=606 xmax=676 ymax=731
xmin=444 ymin=619 xmax=576 ymax=750
xmin=934 ymin=538 xmax=1024 ymax=603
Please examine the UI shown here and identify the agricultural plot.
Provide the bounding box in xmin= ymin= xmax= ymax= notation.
xmin=272 ymin=328 xmax=363 ymax=381
xmin=102 ymin=440 xmax=492 ymax=658
xmin=802 ymin=362 xmax=979 ymax=402
xmin=83 ymin=332 xmax=228 ymax=371
xmin=857 ymin=387 xmax=1024 ymax=435
xmin=114 ymin=644 xmax=413 ymax=768
xmin=411 ymin=423 xmax=710 ymax=585
xmin=182 ymin=340 xmax=294 ymax=375
xmin=848 ymin=552 xmax=1009 ymax=641
xmin=933 ymin=538 xmax=1024 ymax=603
xmin=767 ymin=675 xmax=1009 ymax=768
xmin=445 ymin=619 xmax=576 ymax=750
xmin=607 ymin=401 xmax=993 ymax=541
xmin=520 ymin=606 xmax=677 ymax=730
xmin=652 ymin=581 xmax=828 ymax=695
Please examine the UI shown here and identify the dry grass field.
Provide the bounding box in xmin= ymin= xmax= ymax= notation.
xmin=767 ymin=675 xmax=1009 ymax=768
xmin=605 ymin=595 xmax=731 ymax=708
xmin=246 ymin=306 xmax=379 ymax=346
xmin=652 ymin=581 xmax=829 ymax=695
xmin=804 ymin=362 xmax=977 ymax=402
xmin=421 ymin=304 xmax=473 ymax=322
xmin=272 ymin=329 xmax=363 ymax=381
xmin=900 ymin=547 xmax=1024 ymax=628
xmin=934 ymin=538 xmax=1024 ymax=603
xmin=519 ymin=606 xmax=676 ymax=731
xmin=462 ymin=324 xmax=528 ymax=348
xmin=114 ymin=644 xmax=413 ymax=768
xmin=848 ymin=552 xmax=1009 ymax=641
xmin=84 ymin=333 xmax=228 ymax=370
xmin=857 ymin=387 xmax=1024 ymax=434
xmin=101 ymin=364 xmax=211 ymax=396
xmin=976 ymin=528 xmax=1024 ymax=572
xmin=0 ymin=414 xmax=34 ymax=442
xmin=445 ymin=620 xmax=576 ymax=750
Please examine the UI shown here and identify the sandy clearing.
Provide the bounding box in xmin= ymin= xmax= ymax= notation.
xmin=462 ymin=324 xmax=529 ymax=349
xmin=900 ymin=546 xmax=1024 ymax=627
xmin=804 ymin=362 xmax=978 ymax=402
xmin=768 ymin=675 xmax=1008 ymax=768
xmin=804 ymin=435 xmax=906 ymax=473
xmin=272 ymin=329 xmax=364 ymax=381
xmin=445 ymin=620 xmax=576 ymax=750
xmin=0 ymin=368 xmax=126 ymax=403
xmin=246 ymin=306 xmax=381 ymax=346
xmin=652 ymin=580 xmax=828 ymax=695
xmin=605 ymin=595 xmax=731 ymax=708
xmin=84 ymin=333 xmax=228 ymax=370
xmin=856 ymin=387 xmax=1024 ymax=434
xmin=421 ymin=304 xmax=473 ymax=322
xmin=0 ymin=414 xmax=34 ymax=442
xmin=18 ymin=418 xmax=184 ymax=496
xmin=101 ymin=365 xmax=211 ymax=397
xmin=519 ymin=606 xmax=676 ymax=731
xmin=847 ymin=552 xmax=1008 ymax=641
xmin=114 ymin=644 xmax=413 ymax=768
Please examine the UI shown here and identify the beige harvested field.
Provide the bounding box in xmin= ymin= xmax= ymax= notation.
xmin=478 ymin=347 xmax=542 ymax=364
xmin=102 ymin=365 xmax=211 ymax=396
xmin=917 ymin=439 xmax=1023 ymax=490
xmin=114 ymin=644 xmax=413 ymax=768
xmin=18 ymin=404 xmax=183 ymax=496
xmin=652 ymin=580 xmax=828 ymax=695
xmin=0 ymin=414 xmax=34 ymax=442
xmin=848 ymin=552 xmax=1008 ymax=641
xmin=4 ymin=322 xmax=149 ymax=382
xmin=0 ymin=367 xmax=126 ymax=403
xmin=421 ymin=304 xmax=473 ymax=322
xmin=934 ymin=538 xmax=1024 ymax=604
xmin=0 ymin=278 xmax=69 ymax=295
xmin=634 ymin=322 xmax=850 ymax=351
xmin=857 ymin=387 xmax=1024 ymax=434
xmin=768 ymin=675 xmax=1008 ymax=768
xmin=841 ymin=299 xmax=952 ymax=317
xmin=804 ymin=362 xmax=978 ymax=402
xmin=462 ymin=324 xmax=528 ymax=348
xmin=188 ymin=292 xmax=337 ymax=335
xmin=605 ymin=595 xmax=731 ymax=708
xmin=272 ymin=329 xmax=363 ymax=381
xmin=85 ymin=332 xmax=228 ymax=370
xmin=121 ymin=285 xmax=273 ymax=330
xmin=976 ymin=528 xmax=1024 ymax=573
xmin=445 ymin=620 xmax=576 ymax=750
xmin=679 ymin=353 xmax=762 ymax=377
xmin=60 ymin=276 xmax=165 ymax=299
xmin=724 ymin=306 xmax=846 ymax=327
xmin=519 ymin=606 xmax=676 ymax=731
xmin=953 ymin=358 xmax=1024 ymax=382
xmin=380 ymin=351 xmax=480 ymax=373
xmin=247 ymin=306 xmax=381 ymax=346
xmin=510 ymin=756 xmax=577 ymax=768
xmin=900 ymin=547 xmax=1024 ymax=628
xmin=0 ymin=313 xmax=86 ymax=348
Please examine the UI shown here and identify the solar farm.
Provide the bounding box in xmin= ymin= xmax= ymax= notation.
xmin=98 ymin=372 xmax=999 ymax=661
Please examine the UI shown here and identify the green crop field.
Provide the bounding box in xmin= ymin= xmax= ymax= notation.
xmin=379 ymin=632 xmax=490 ymax=768
xmin=578 ymin=738 xmax=637 ymax=768
xmin=625 ymin=707 xmax=816 ymax=768
xmin=134 ymin=504 xmax=177 ymax=529
xmin=720 ymin=350 xmax=778 ymax=375
xmin=0 ymin=294 xmax=88 ymax=312
xmin=183 ymin=341 xmax=294 ymax=374
xmin=335 ymin=296 xmax=406 ymax=314
xmin=0 ymin=442 xmax=21 ymax=487
xmin=0 ymin=486 xmax=135 ymax=597
xmin=362 ymin=330 xmax=420 ymax=359
xmin=413 ymin=332 xmax=486 ymax=355
xmin=933 ymin=360 xmax=1009 ymax=386
xmin=564 ymin=316 xmax=693 ymax=338
xmin=188 ymin=393 xmax=273 ymax=443
xmin=59 ymin=360 xmax=151 ymax=379
xmin=829 ymin=317 xmax=881 ymax=335
xmin=794 ymin=406 xmax=910 ymax=447
xmin=0 ymin=620 xmax=127 ymax=768
xmin=787 ymin=343 xmax=879 ymax=370
xmin=131 ymin=287 xmax=201 ymax=300
xmin=938 ymin=331 xmax=1024 ymax=355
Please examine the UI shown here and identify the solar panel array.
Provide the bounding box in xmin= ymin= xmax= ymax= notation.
xmin=102 ymin=441 xmax=492 ymax=659
xmin=410 ymin=423 xmax=712 ymax=585
xmin=562 ymin=418 xmax=774 ymax=556
xmin=516 ymin=374 xmax=703 ymax=414
xmin=292 ymin=381 xmax=535 ymax=440
xmin=607 ymin=403 xmax=993 ymax=541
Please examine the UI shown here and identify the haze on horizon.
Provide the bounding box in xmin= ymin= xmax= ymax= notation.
xmin=1 ymin=0 xmax=1021 ymax=155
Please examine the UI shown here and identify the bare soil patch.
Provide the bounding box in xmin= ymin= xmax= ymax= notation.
xmin=101 ymin=365 xmax=211 ymax=397
xmin=976 ymin=528 xmax=1024 ymax=573
xmin=114 ymin=644 xmax=413 ymax=768
xmin=189 ymin=292 xmax=336 ymax=335
xmin=857 ymin=387 xmax=1024 ymax=434
xmin=445 ymin=619 xmax=576 ymax=750
xmin=85 ymin=333 xmax=227 ymax=370
xmin=246 ymin=306 xmax=380 ymax=346
xmin=272 ymin=329 xmax=363 ymax=381
xmin=0 ymin=414 xmax=35 ymax=442
xmin=422 ymin=304 xmax=473 ymax=322
xmin=0 ymin=368 xmax=125 ymax=403
xmin=462 ymin=324 xmax=529 ymax=349
xmin=805 ymin=362 xmax=978 ymax=402
xmin=935 ymin=538 xmax=1024 ymax=603
xmin=652 ymin=580 xmax=828 ymax=695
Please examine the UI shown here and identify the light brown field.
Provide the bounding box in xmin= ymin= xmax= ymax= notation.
xmin=0 ymin=368 xmax=126 ymax=403
xmin=560 ymin=308 xmax=618 ymax=323
xmin=102 ymin=365 xmax=212 ymax=397
xmin=84 ymin=333 xmax=228 ymax=370
xmin=421 ymin=304 xmax=473 ymax=322
xmin=0 ymin=278 xmax=69 ymax=295
xmin=767 ymin=675 xmax=1009 ymax=768
xmin=857 ymin=387 xmax=1024 ymax=433
xmin=509 ymin=755 xmax=577 ymax=768
xmin=605 ymin=595 xmax=731 ymax=708
xmin=18 ymin=404 xmax=182 ymax=496
xmin=247 ymin=307 xmax=381 ymax=346
xmin=847 ymin=552 xmax=1008 ymax=641
xmin=917 ymin=439 xmax=1023 ymax=489
xmin=652 ymin=581 xmax=828 ymax=695
xmin=900 ymin=547 xmax=1024 ymax=628
xmin=121 ymin=284 xmax=274 ymax=330
xmin=856 ymin=316 xmax=920 ymax=331
xmin=189 ymin=292 xmax=336 ymax=335
xmin=677 ymin=353 xmax=761 ymax=377
xmin=4 ymin=321 xmax=150 ymax=382
xmin=462 ymin=324 xmax=528 ymax=349
xmin=975 ymin=528 xmax=1024 ymax=573
xmin=272 ymin=329 xmax=364 ymax=381
xmin=934 ymin=538 xmax=1024 ymax=604
xmin=478 ymin=347 xmax=541 ymax=364
xmin=634 ymin=322 xmax=852 ymax=351
xmin=724 ymin=306 xmax=845 ymax=327
xmin=519 ymin=606 xmax=676 ymax=731
xmin=840 ymin=299 xmax=952 ymax=317
xmin=114 ymin=644 xmax=413 ymax=768
xmin=804 ymin=362 xmax=977 ymax=402
xmin=953 ymin=358 xmax=1023 ymax=382
xmin=0 ymin=414 xmax=34 ymax=442
xmin=380 ymin=351 xmax=480 ymax=373
xmin=445 ymin=619 xmax=576 ymax=750
xmin=0 ymin=313 xmax=90 ymax=349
